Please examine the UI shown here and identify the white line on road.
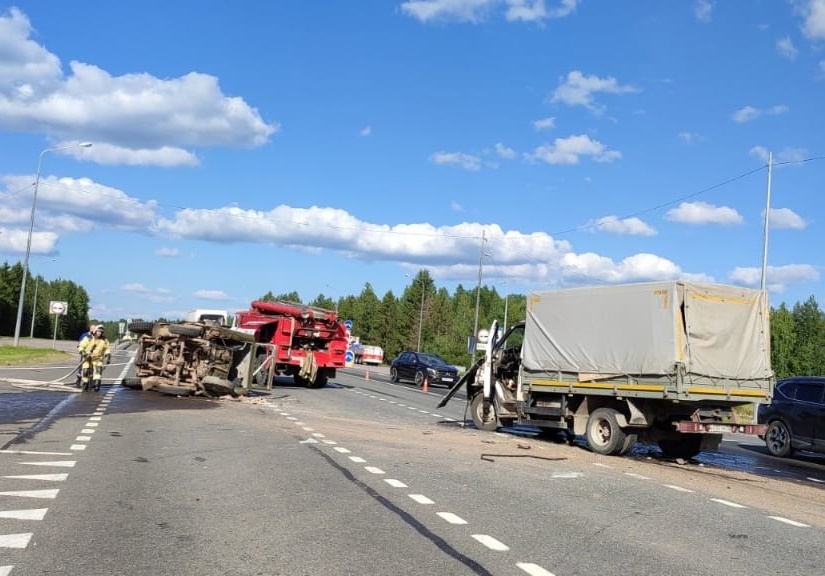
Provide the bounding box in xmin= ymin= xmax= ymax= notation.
xmin=384 ymin=479 xmax=407 ymax=488
xmin=0 ymin=489 xmax=59 ymax=499
xmin=365 ymin=466 xmax=385 ymax=475
xmin=437 ymin=512 xmax=467 ymax=525
xmin=333 ymin=447 xmax=351 ymax=454
xmin=85 ymin=422 xmax=99 ymax=427
xmin=81 ymin=429 xmax=95 ymax=434
xmin=300 ymin=438 xmax=319 ymax=444
xmin=768 ymin=516 xmax=809 ymax=528
xmin=0 ymin=508 xmax=48 ymax=520
xmin=321 ymin=439 xmax=337 ymax=445
xmin=664 ymin=484 xmax=694 ymax=493
xmin=408 ymin=494 xmax=434 ymax=505
xmin=471 ymin=534 xmax=510 ymax=551
xmin=624 ymin=473 xmax=650 ymax=480
xmin=286 ymin=417 xmax=298 ymax=421
xmin=312 ymin=433 xmax=325 ymax=438
xmin=711 ymin=498 xmax=747 ymax=509
xmin=75 ymin=436 xmax=92 ymax=442
xmin=0 ymin=533 xmax=33 ymax=549
xmin=349 ymin=457 xmax=366 ymax=463
xmin=516 ymin=562 xmax=556 ymax=576
xmin=592 ymin=462 xmax=612 ymax=468
xmin=21 ymin=461 xmax=75 ymax=468
xmin=0 ymin=450 xmax=72 ymax=456
xmin=1 ymin=565 xmax=13 ymax=576
xmin=70 ymin=444 xmax=86 ymax=451
xmin=302 ymin=427 xmax=314 ymax=432
xmin=807 ymin=477 xmax=824 ymax=484
xmin=3 ymin=474 xmax=67 ymax=482
xmin=88 ymin=417 xmax=101 ymax=421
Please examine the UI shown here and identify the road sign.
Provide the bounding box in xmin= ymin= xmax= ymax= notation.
xmin=344 ymin=319 xmax=353 ymax=331
xmin=49 ymin=301 xmax=68 ymax=315
xmin=345 ymin=350 xmax=354 ymax=363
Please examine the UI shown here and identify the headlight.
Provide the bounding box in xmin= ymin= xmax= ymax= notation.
xmin=427 ymin=367 xmax=437 ymax=376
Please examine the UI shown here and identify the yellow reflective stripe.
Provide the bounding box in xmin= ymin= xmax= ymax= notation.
xmin=531 ymin=380 xmax=665 ymax=392
xmin=688 ymin=293 xmax=758 ymax=305
xmin=686 ymin=387 xmax=768 ymax=398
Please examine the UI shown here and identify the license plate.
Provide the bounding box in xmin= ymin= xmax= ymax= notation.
xmin=705 ymin=424 xmax=732 ymax=433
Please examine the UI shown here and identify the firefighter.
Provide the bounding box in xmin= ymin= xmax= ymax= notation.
xmin=74 ymin=323 xmax=96 ymax=387
xmin=78 ymin=325 xmax=111 ymax=391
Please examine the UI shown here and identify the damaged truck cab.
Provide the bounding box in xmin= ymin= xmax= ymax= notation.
xmin=440 ymin=281 xmax=775 ymax=459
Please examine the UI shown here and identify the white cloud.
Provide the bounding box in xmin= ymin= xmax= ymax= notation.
xmin=60 ymin=140 xmax=199 ymax=167
xmin=527 ymin=134 xmax=621 ymax=165
xmin=450 ymin=201 xmax=464 ymax=212
xmin=551 ymin=70 xmax=637 ymax=114
xmin=776 ymin=36 xmax=799 ymax=60
xmin=591 ymin=216 xmax=657 ymax=236
xmin=729 ymin=264 xmax=819 ymax=293
xmin=194 ymin=289 xmax=230 ymax=300
xmin=0 ymin=8 xmax=277 ymax=167
xmin=154 ymin=247 xmax=180 ymax=257
xmin=693 ymin=0 xmax=713 ymax=22
xmin=678 ymin=132 xmax=702 ymax=143
xmin=122 ymin=283 xmax=149 ymax=293
xmin=399 ymin=0 xmax=578 ymax=24
xmin=560 ymin=252 xmax=683 ymax=283
xmin=749 ymin=145 xmax=809 ymax=164
xmin=533 ymin=117 xmax=556 ymax=131
xmin=665 ymin=201 xmax=743 ymax=225
xmin=799 ymin=0 xmax=825 ymax=39
xmin=0 ymin=226 xmax=58 ymax=255
xmin=732 ymin=104 xmax=788 ymax=123
xmin=430 ymin=151 xmax=482 ymax=171
xmin=494 ymin=142 xmax=516 ymax=159
xmin=360 ymin=125 xmax=372 ymax=137
xmin=767 ymin=208 xmax=807 ymax=230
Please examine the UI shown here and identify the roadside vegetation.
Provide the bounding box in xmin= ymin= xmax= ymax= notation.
xmin=0 ymin=346 xmax=71 ymax=366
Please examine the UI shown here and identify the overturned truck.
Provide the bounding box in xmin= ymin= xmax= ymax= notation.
xmin=124 ymin=321 xmax=254 ymax=397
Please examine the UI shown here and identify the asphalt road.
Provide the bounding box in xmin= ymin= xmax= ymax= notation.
xmin=1 ymin=358 xmax=825 ymax=575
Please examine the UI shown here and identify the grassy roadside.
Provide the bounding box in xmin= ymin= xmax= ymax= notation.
xmin=0 ymin=346 xmax=72 ymax=366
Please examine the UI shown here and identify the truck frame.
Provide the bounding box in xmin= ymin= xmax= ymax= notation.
xmin=439 ymin=281 xmax=775 ymax=459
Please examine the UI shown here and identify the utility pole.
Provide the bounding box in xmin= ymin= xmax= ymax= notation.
xmin=760 ymin=151 xmax=773 ymax=293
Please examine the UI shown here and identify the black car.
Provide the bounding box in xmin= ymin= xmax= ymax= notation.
xmin=390 ymin=351 xmax=459 ymax=387
xmin=758 ymin=376 xmax=825 ymax=458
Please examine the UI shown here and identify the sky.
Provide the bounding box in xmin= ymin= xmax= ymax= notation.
xmin=0 ymin=0 xmax=824 ymax=323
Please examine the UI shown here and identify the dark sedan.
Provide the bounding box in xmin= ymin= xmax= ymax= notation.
xmin=390 ymin=351 xmax=459 ymax=387
xmin=758 ymin=376 xmax=825 ymax=458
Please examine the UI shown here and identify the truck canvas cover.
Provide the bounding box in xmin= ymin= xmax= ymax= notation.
xmin=522 ymin=281 xmax=772 ymax=382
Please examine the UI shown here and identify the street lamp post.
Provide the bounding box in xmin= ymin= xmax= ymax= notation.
xmin=13 ymin=143 xmax=92 ymax=347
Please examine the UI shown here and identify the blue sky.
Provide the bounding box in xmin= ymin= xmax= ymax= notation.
xmin=1 ymin=1 xmax=824 ymax=322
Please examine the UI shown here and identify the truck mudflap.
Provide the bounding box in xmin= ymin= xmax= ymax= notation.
xmin=675 ymin=421 xmax=767 ymax=435
xmin=436 ymin=357 xmax=483 ymax=409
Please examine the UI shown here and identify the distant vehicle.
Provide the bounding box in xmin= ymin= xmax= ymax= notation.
xmin=758 ymin=376 xmax=825 ymax=458
xmin=354 ymin=344 xmax=384 ymax=365
xmin=390 ymin=351 xmax=459 ymax=387
xmin=187 ymin=309 xmax=231 ymax=326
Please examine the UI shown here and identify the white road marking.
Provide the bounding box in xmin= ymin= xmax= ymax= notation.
xmin=0 ymin=489 xmax=59 ymax=499
xmin=711 ymin=498 xmax=747 ymax=509
xmin=551 ymin=471 xmax=582 ymax=479
xmin=471 ymin=534 xmax=510 ymax=551
xmin=70 ymin=444 xmax=86 ymax=451
xmin=92 ymin=411 xmax=104 ymax=416
xmin=75 ymin=436 xmax=91 ymax=442
xmin=3 ymin=474 xmax=67 ymax=482
xmin=294 ymin=422 xmax=305 ymax=426
xmin=321 ymin=439 xmax=337 ymax=445
xmin=0 ymin=450 xmax=72 ymax=456
xmin=333 ymin=447 xmax=351 ymax=454
xmin=437 ymin=512 xmax=467 ymax=525
xmin=432 ymin=414 xmax=443 ymax=418
xmin=517 ymin=562 xmax=556 ymax=576
xmin=408 ymin=494 xmax=434 ymax=505
xmin=407 ymin=406 xmax=417 ymax=410
xmin=349 ymin=457 xmax=366 ymax=463
xmin=768 ymin=516 xmax=809 ymax=528
xmin=302 ymin=427 xmax=314 ymax=432
xmin=624 ymin=473 xmax=650 ymax=480
xmin=397 ymin=404 xmax=406 ymax=407
xmin=664 ymin=484 xmax=694 ymax=493
xmin=300 ymin=438 xmax=319 ymax=444
xmin=443 ymin=417 xmax=455 ymax=422
xmin=592 ymin=462 xmax=612 ymax=468
xmin=0 ymin=508 xmax=48 ymax=520
xmin=389 ymin=401 xmax=398 ymax=404
xmin=418 ymin=410 xmax=429 ymax=414
xmin=365 ymin=466 xmax=385 ymax=475
xmin=88 ymin=417 xmax=101 ymax=421
xmin=384 ymin=479 xmax=407 ymax=488
xmin=279 ymin=412 xmax=290 ymax=416
xmin=1 ymin=566 xmax=13 ymax=576
xmin=81 ymin=429 xmax=95 ymax=434
xmin=22 ymin=461 xmax=75 ymax=468
xmin=85 ymin=422 xmax=99 ymax=428
xmin=0 ymin=533 xmax=33 ymax=549
xmin=312 ymin=433 xmax=325 ymax=438
xmin=286 ymin=417 xmax=298 ymax=421
xmin=807 ymin=477 xmax=824 ymax=484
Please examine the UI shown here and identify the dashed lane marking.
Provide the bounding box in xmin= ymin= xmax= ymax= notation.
xmin=437 ymin=512 xmax=467 ymax=525
xmin=471 ymin=534 xmax=510 ymax=551
xmin=624 ymin=473 xmax=650 ymax=480
xmin=321 ymin=439 xmax=337 ymax=445
xmin=0 ymin=450 xmax=72 ymax=456
xmin=0 ymin=509 xmax=48 ymax=520
xmin=3 ymin=474 xmax=67 ymax=482
xmin=21 ymin=461 xmax=75 ymax=468
xmin=88 ymin=417 xmax=101 ymax=422
xmin=81 ymin=429 xmax=95 ymax=434
xmin=75 ymin=436 xmax=92 ymax=442
xmin=349 ymin=456 xmax=366 ymax=463
xmin=69 ymin=444 xmax=86 ymax=451
xmin=0 ymin=489 xmax=59 ymax=499
xmin=2 ymin=566 xmax=13 ymax=576
xmin=384 ymin=479 xmax=407 ymax=488
xmin=768 ymin=516 xmax=810 ymax=528
xmin=517 ymin=562 xmax=557 ymax=576
xmin=711 ymin=498 xmax=747 ymax=509
xmin=300 ymin=438 xmax=319 ymax=444
xmin=409 ymin=494 xmax=434 ymax=505
xmin=551 ymin=472 xmax=582 ymax=479
xmin=365 ymin=466 xmax=385 ymax=475
xmin=0 ymin=533 xmax=33 ymax=549
xmin=333 ymin=447 xmax=351 ymax=454
xmin=664 ymin=484 xmax=694 ymax=493
xmin=85 ymin=423 xmax=99 ymax=428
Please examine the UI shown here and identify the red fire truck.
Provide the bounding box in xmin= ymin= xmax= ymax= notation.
xmin=233 ymin=300 xmax=349 ymax=388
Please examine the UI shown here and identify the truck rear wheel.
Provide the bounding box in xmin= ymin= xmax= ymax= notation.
xmin=154 ymin=384 xmax=194 ymax=397
xmin=121 ymin=377 xmax=142 ymax=389
xmin=470 ymin=392 xmax=500 ymax=432
xmin=307 ymin=374 xmax=328 ymax=389
xmin=169 ymin=323 xmax=203 ymax=337
xmin=128 ymin=322 xmax=154 ymax=335
xmin=202 ymin=375 xmax=234 ymax=396
xmin=586 ymin=407 xmax=629 ymax=456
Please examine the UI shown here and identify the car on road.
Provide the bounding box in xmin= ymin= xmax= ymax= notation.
xmin=757 ymin=376 xmax=825 ymax=458
xmin=390 ymin=351 xmax=459 ymax=387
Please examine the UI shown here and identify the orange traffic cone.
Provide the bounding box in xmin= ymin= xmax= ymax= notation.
xmin=422 ymin=376 xmax=429 ymax=393
xmin=365 ymin=368 xmax=370 ymax=381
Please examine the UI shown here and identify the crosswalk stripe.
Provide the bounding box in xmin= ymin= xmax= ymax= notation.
xmin=3 ymin=474 xmax=68 ymax=482
xmin=0 ymin=489 xmax=59 ymax=499
xmin=0 ymin=508 xmax=49 ymax=520
xmin=21 ymin=461 xmax=76 ymax=468
xmin=0 ymin=533 xmax=33 ymax=548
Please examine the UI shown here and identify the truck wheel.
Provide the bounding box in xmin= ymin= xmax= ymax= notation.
xmin=121 ymin=377 xmax=142 ymax=389
xmin=390 ymin=367 xmax=399 ymax=383
xmin=202 ymin=376 xmax=234 ymax=396
xmin=765 ymin=420 xmax=793 ymax=458
xmin=657 ymin=435 xmax=703 ymax=459
xmin=307 ymin=374 xmax=328 ymax=389
xmin=470 ymin=392 xmax=500 ymax=432
xmin=169 ymin=323 xmax=203 ymax=337
xmin=585 ymin=407 xmax=628 ymax=456
xmin=254 ymin=353 xmax=269 ymax=387
xmin=128 ymin=321 xmax=154 ymax=335
xmin=154 ymin=384 xmax=194 ymax=397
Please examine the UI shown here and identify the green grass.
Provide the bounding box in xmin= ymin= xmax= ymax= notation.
xmin=0 ymin=346 xmax=72 ymax=366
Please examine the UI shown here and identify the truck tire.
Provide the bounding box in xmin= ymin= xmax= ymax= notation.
xmin=657 ymin=435 xmax=703 ymax=460
xmin=121 ymin=377 xmax=142 ymax=389
xmin=169 ymin=323 xmax=203 ymax=337
xmin=470 ymin=392 xmax=500 ymax=432
xmin=585 ymin=407 xmax=628 ymax=456
xmin=764 ymin=420 xmax=793 ymax=458
xmin=202 ymin=375 xmax=234 ymax=396
xmin=128 ymin=321 xmax=154 ymax=335
xmin=307 ymin=374 xmax=328 ymax=389
xmin=154 ymin=384 xmax=194 ymax=397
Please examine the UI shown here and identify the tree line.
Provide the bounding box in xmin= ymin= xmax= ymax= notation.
xmin=1 ymin=262 xmax=823 ymax=376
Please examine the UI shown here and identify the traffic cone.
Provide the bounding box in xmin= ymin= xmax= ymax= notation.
xmin=365 ymin=368 xmax=370 ymax=381
xmin=422 ymin=376 xmax=429 ymax=393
